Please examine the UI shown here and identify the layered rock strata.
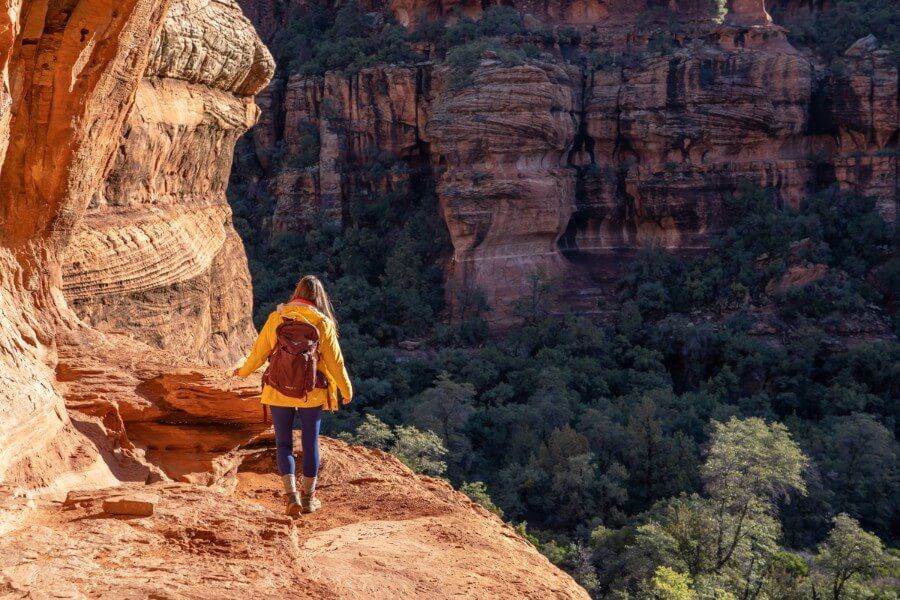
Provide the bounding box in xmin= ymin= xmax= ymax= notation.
xmin=0 ymin=2 xmax=589 ymax=597
xmin=240 ymin=8 xmax=897 ymax=319
xmin=0 ymin=0 xmax=174 ymax=492
xmin=61 ymin=0 xmax=275 ymax=366
xmin=425 ymin=62 xmax=580 ymax=312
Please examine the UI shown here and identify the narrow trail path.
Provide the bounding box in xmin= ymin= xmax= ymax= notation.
xmin=0 ymin=439 xmax=589 ymax=599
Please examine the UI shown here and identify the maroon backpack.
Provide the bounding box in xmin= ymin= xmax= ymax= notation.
xmin=263 ymin=317 xmax=326 ymax=399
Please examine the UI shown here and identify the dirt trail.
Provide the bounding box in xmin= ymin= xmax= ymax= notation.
xmin=0 ymin=438 xmax=588 ymax=599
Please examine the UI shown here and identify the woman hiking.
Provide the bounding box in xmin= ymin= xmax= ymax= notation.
xmin=233 ymin=275 xmax=352 ymax=516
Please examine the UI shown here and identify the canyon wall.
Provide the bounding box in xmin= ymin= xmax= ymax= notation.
xmin=0 ymin=0 xmax=174 ymax=492
xmin=0 ymin=2 xmax=588 ymax=597
xmin=239 ymin=0 xmax=897 ymax=320
xmin=0 ymin=0 xmax=304 ymax=492
xmin=1 ymin=0 xmax=274 ymax=486
xmin=61 ymin=0 xmax=274 ymax=366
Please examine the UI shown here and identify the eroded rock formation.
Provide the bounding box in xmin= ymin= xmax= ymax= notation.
xmin=1 ymin=0 xmax=174 ymax=493
xmin=0 ymin=2 xmax=588 ymax=597
xmin=61 ymin=0 xmax=275 ymax=366
xmin=426 ymin=62 xmax=580 ymax=312
xmin=239 ymin=2 xmax=897 ymax=320
xmin=0 ymin=440 xmax=589 ymax=598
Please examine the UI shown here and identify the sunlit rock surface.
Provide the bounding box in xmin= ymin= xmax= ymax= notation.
xmin=0 ymin=2 xmax=588 ymax=597
xmin=61 ymin=0 xmax=274 ymax=366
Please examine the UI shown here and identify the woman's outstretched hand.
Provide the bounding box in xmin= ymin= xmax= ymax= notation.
xmin=342 ymin=395 xmax=352 ymax=406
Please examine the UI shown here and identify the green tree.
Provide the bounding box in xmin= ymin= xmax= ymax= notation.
xmin=340 ymin=414 xmax=448 ymax=476
xmin=459 ymin=481 xmax=504 ymax=517
xmin=627 ymin=418 xmax=808 ymax=597
xmin=392 ymin=424 xmax=448 ymax=476
xmin=513 ymin=268 xmax=555 ymax=324
xmin=701 ymin=418 xmax=808 ymax=547
xmin=701 ymin=418 xmax=807 ymax=589
xmin=761 ymin=552 xmax=809 ymax=600
xmin=647 ymin=566 xmax=698 ymax=600
xmin=409 ymin=372 xmax=475 ymax=481
xmin=814 ymin=514 xmax=890 ymax=600
xmin=341 ymin=414 xmax=394 ymax=450
xmin=814 ymin=414 xmax=898 ymax=539
xmin=536 ymin=426 xmax=628 ymax=528
xmin=624 ymin=398 xmax=697 ymax=507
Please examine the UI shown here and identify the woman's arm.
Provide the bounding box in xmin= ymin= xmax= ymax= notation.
xmin=319 ymin=318 xmax=353 ymax=402
xmin=236 ymin=312 xmax=278 ymax=377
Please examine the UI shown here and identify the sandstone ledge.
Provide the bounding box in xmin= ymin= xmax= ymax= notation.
xmin=0 ymin=439 xmax=589 ymax=599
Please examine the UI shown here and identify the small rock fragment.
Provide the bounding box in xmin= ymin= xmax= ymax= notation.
xmin=102 ymin=493 xmax=159 ymax=517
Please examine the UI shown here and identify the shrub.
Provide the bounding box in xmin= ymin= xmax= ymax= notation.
xmin=273 ymin=0 xmax=420 ymax=76
xmin=475 ymin=6 xmax=523 ymax=38
xmin=776 ymin=272 xmax=869 ymax=320
xmin=585 ymin=51 xmax=623 ymax=71
xmin=459 ymin=481 xmax=504 ymax=517
xmin=391 ymin=425 xmax=448 ymax=476
xmin=781 ymin=0 xmax=900 ymax=63
xmin=646 ymin=567 xmax=697 ymax=600
xmin=340 ymin=414 xmax=448 ymax=476
xmin=284 ymin=123 xmax=320 ymax=169
xmin=446 ymin=39 xmax=527 ymax=89
xmin=815 ymin=514 xmax=891 ymax=599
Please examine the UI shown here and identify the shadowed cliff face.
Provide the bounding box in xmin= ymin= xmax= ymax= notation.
xmin=230 ymin=0 xmax=898 ymax=321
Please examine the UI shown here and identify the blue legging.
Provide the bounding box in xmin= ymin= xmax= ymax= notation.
xmin=269 ymin=405 xmax=322 ymax=478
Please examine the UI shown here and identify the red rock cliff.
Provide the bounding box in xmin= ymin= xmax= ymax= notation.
xmin=60 ymin=0 xmax=274 ymax=366
xmin=0 ymin=2 xmax=588 ymax=597
xmin=237 ymin=0 xmax=897 ymax=321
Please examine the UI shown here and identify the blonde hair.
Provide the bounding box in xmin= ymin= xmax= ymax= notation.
xmin=290 ymin=275 xmax=339 ymax=333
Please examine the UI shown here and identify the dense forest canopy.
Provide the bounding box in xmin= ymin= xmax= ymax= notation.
xmin=230 ymin=172 xmax=899 ymax=597
xmin=228 ymin=0 xmax=899 ymax=596
xmin=257 ymin=0 xmax=900 ymax=81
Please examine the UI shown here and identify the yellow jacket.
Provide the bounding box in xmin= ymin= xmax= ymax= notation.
xmin=237 ymin=301 xmax=352 ymax=410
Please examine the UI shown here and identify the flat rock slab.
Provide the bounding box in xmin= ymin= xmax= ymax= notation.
xmin=102 ymin=493 xmax=159 ymax=517
xmin=64 ymin=490 xmax=114 ymax=507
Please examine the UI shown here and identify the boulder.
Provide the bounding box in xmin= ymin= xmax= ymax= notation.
xmin=102 ymin=493 xmax=159 ymax=517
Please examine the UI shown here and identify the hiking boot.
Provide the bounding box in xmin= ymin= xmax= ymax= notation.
xmin=300 ymin=492 xmax=321 ymax=514
xmin=284 ymin=491 xmax=303 ymax=516
xmin=281 ymin=474 xmax=303 ymax=516
xmin=299 ymin=475 xmax=320 ymax=513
